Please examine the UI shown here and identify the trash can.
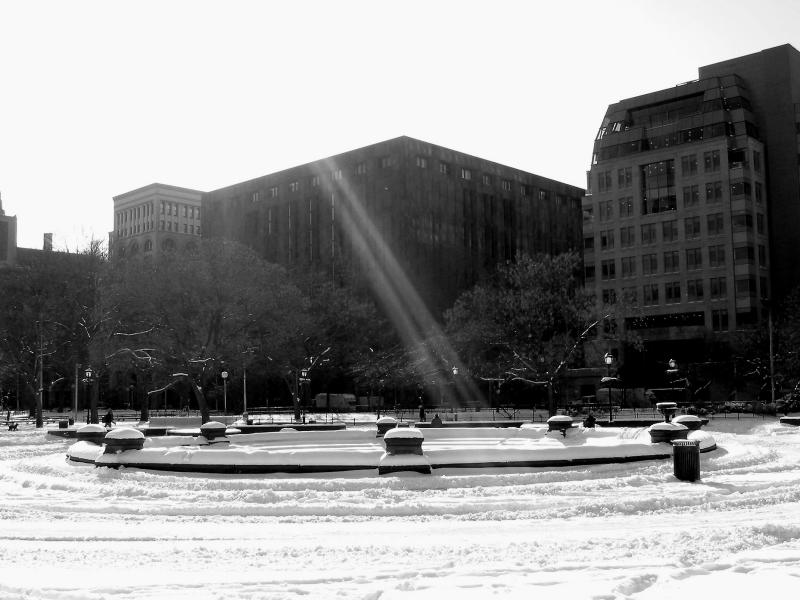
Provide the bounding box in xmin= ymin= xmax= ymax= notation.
xmin=58 ymin=420 xmax=69 ymax=429
xmin=673 ymin=439 xmax=700 ymax=482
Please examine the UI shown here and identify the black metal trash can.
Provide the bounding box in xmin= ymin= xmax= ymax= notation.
xmin=673 ymin=439 xmax=700 ymax=482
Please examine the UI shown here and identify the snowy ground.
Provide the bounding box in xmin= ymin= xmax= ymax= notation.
xmin=1 ymin=418 xmax=800 ymax=599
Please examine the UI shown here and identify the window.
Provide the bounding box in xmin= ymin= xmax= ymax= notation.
xmin=681 ymin=154 xmax=698 ymax=176
xmin=520 ymin=184 xmax=529 ymax=196
xmin=687 ymin=279 xmax=704 ymax=301
xmin=144 ymin=239 xmax=152 ymax=252
xmin=601 ymin=259 xmax=616 ymax=280
xmin=666 ymin=282 xmax=681 ymax=304
xmin=440 ymin=162 xmax=450 ymax=175
xmin=732 ymin=213 xmax=753 ymax=232
xmin=730 ymin=181 xmax=752 ymax=199
xmin=755 ymin=182 xmax=763 ymax=204
xmin=482 ymin=174 xmax=490 ymax=185
xmin=684 ymin=216 xmax=701 ymax=239
xmin=642 ymin=253 xmax=658 ymax=275
xmin=183 ymin=224 xmax=188 ymax=233
xmin=707 ymin=213 xmax=724 ymax=235
xmin=600 ymin=230 xmax=614 ymax=250
xmin=583 ymin=206 xmax=594 ymax=224
xmin=460 ymin=168 xmax=472 ymax=180
xmin=416 ymin=156 xmax=428 ymax=169
xmin=620 ymin=225 xmax=635 ymax=247
xmin=379 ymin=156 xmax=392 ymax=169
xmin=584 ymin=237 xmax=594 ymax=250
xmin=703 ymin=150 xmax=721 ymax=172
xmin=332 ymin=169 xmax=342 ymax=181
xmin=356 ymin=162 xmax=367 ymax=175
xmin=269 ymin=185 xmax=279 ymax=197
xmin=196 ymin=207 xmax=200 ymax=219
xmin=662 ymin=220 xmax=678 ymax=242
xmin=621 ymin=256 xmax=636 ymax=277
xmin=709 ymin=245 xmax=726 ymax=267
xmin=734 ymin=245 xmax=755 ymax=264
xmin=618 ymin=197 xmax=634 ymax=218
xmin=683 ymin=185 xmax=699 ymax=207
xmin=710 ymin=277 xmax=727 ymax=299
xmin=183 ymin=205 xmax=188 ymax=217
xmin=617 ymin=167 xmax=632 ymax=188
xmin=289 ymin=181 xmax=300 ymax=192
xmin=189 ymin=207 xmax=194 ymax=219
xmin=623 ymin=287 xmax=638 ymax=304
xmin=538 ymin=189 xmax=549 ymax=201
xmin=712 ymin=309 xmax=728 ymax=331
xmin=705 ymin=181 xmax=723 ymax=203
xmin=686 ymin=248 xmax=702 ymax=270
xmin=643 ymin=284 xmax=659 ymax=306
xmin=501 ymin=179 xmax=511 ymax=192
xmin=597 ymin=170 xmax=613 ymax=193
xmin=663 ymin=250 xmax=679 ymax=273
xmin=311 ymin=175 xmax=319 ymax=187
xmin=641 ymin=223 xmax=657 ymax=244
xmin=640 ymin=159 xmax=676 ymax=214
xmin=602 ymin=289 xmax=617 ymax=305
xmin=754 ymin=150 xmax=761 ymax=173
xmin=757 ymin=213 xmax=765 ymax=234
xmin=736 ymin=276 xmax=757 ymax=297
xmin=599 ymin=199 xmax=613 ymax=221
xmin=584 ymin=264 xmax=596 ymax=280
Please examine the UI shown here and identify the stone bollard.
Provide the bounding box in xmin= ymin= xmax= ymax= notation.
xmin=379 ymin=427 xmax=431 ymax=475
xmin=672 ymin=439 xmax=701 ymax=481
xmin=656 ymin=402 xmax=678 ymax=422
xmin=200 ymin=421 xmax=229 ymax=444
xmin=672 ymin=414 xmax=702 ymax=430
xmin=76 ymin=424 xmax=108 ymax=445
xmin=103 ymin=428 xmax=145 ymax=454
xmin=376 ymin=416 xmax=398 ymax=437
xmin=648 ymin=422 xmax=689 ymax=443
xmin=547 ymin=415 xmax=574 ymax=437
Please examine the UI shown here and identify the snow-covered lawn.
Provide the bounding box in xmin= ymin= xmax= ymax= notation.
xmin=1 ymin=418 xmax=799 ymax=599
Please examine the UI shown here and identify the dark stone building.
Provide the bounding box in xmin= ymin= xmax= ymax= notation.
xmin=203 ymin=136 xmax=584 ymax=317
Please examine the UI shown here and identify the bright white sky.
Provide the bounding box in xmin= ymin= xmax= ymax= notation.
xmin=2 ymin=0 xmax=800 ymax=250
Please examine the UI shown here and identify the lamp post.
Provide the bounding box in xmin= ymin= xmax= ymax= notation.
xmin=603 ymin=352 xmax=614 ymax=422
xmin=300 ymin=368 xmax=310 ymax=423
xmin=667 ymin=358 xmax=679 ymax=403
xmin=84 ymin=366 xmax=98 ymax=424
xmin=221 ymin=370 xmax=228 ymax=414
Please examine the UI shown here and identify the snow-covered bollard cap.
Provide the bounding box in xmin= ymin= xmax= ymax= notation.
xmin=672 ymin=414 xmax=702 ymax=430
xmin=649 ymin=422 xmax=688 ymax=431
xmin=547 ymin=415 xmax=574 ymax=424
xmin=384 ymin=426 xmax=424 ymax=439
xmin=103 ymin=427 xmax=145 ymax=453
xmin=656 ymin=402 xmax=678 ymax=411
xmin=105 ymin=427 xmax=145 ymax=440
xmin=76 ymin=424 xmax=108 ymax=444
xmin=377 ymin=416 xmax=397 ymax=424
xmin=200 ymin=421 xmax=228 ymax=441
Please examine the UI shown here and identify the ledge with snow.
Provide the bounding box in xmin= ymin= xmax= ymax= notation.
xmin=65 ymin=423 xmax=717 ymax=474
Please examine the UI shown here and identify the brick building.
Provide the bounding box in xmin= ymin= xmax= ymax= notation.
xmin=202 ymin=136 xmax=585 ymax=316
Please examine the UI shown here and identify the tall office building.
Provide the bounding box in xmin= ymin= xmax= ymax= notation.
xmin=584 ymin=45 xmax=800 ymax=365
xmin=202 ymin=136 xmax=585 ymax=316
xmin=111 ymin=184 xmax=203 ymax=257
xmin=0 ymin=193 xmax=18 ymax=266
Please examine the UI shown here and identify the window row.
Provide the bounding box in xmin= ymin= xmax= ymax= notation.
xmin=599 ymin=276 xmax=766 ymax=307
xmin=587 ymin=244 xmax=767 ymax=279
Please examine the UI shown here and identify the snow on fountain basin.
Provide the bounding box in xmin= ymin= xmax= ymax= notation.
xmin=66 ymin=423 xmax=717 ymax=472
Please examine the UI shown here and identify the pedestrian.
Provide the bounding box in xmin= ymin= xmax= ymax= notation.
xmin=583 ymin=413 xmax=596 ymax=428
xmin=418 ymin=404 xmax=426 ymax=422
xmin=102 ymin=409 xmax=116 ymax=429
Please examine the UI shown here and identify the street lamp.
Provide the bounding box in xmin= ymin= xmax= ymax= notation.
xmin=667 ymin=358 xmax=679 ymax=403
xmin=300 ymin=368 xmax=310 ymax=423
xmin=84 ymin=366 xmax=96 ymax=424
xmin=221 ymin=370 xmax=229 ymax=414
xmin=602 ymin=353 xmax=615 ymax=422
